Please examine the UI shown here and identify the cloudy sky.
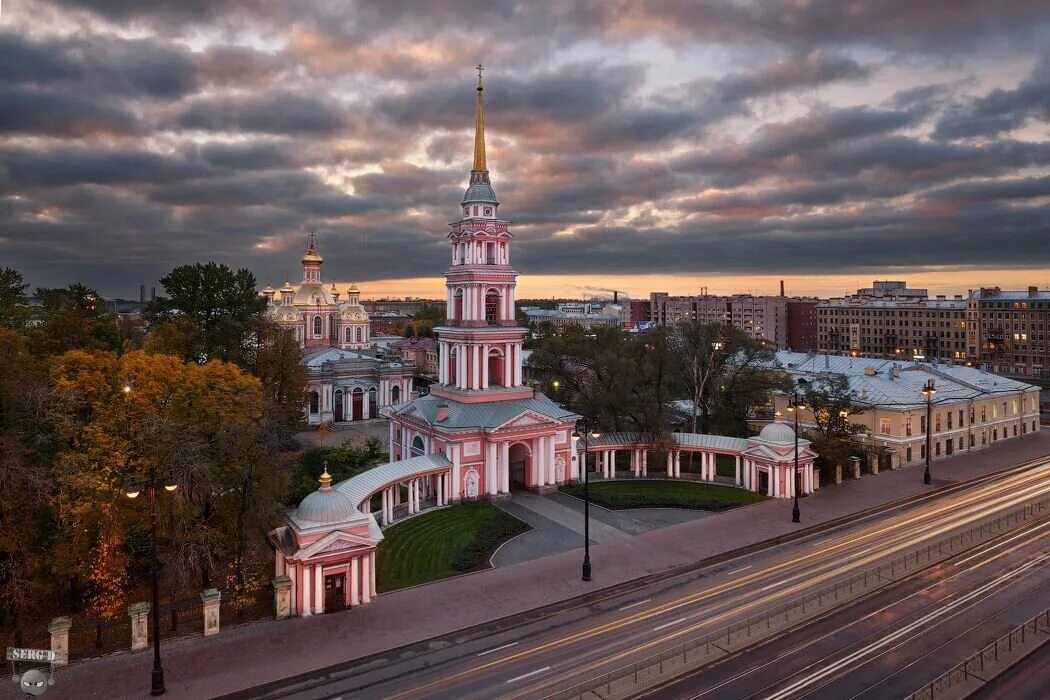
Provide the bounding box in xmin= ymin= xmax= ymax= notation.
xmin=2 ymin=1 xmax=1049 ymax=300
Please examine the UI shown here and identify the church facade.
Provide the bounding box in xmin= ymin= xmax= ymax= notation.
xmin=262 ymin=237 xmax=414 ymax=425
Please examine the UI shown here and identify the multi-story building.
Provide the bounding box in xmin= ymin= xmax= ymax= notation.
xmin=817 ymin=281 xmax=967 ymax=362
xmin=786 ymin=300 xmax=818 ymax=352
xmin=970 ymin=286 xmax=1050 ymax=379
xmin=361 ymin=298 xmax=446 ymax=316
xmin=649 ymin=292 xmax=787 ymax=346
xmin=774 ymin=351 xmax=1040 ymax=470
xmin=388 ymin=337 xmax=439 ymax=377
xmin=629 ymin=299 xmax=650 ymax=325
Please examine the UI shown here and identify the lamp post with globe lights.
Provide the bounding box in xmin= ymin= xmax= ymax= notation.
xmin=786 ymin=391 xmax=805 ymax=523
xmin=572 ymin=424 xmax=601 ymax=582
xmin=121 ymin=384 xmax=178 ymax=696
xmin=922 ymin=379 xmax=936 ymax=485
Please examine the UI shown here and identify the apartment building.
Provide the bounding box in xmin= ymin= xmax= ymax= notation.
xmin=774 ymin=351 xmax=1040 ymax=470
xmin=650 ymin=292 xmax=787 ymax=346
xmin=969 ymin=286 xmax=1050 ymax=379
xmin=817 ymin=281 xmax=967 ymax=362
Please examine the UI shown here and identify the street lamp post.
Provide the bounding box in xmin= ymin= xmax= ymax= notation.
xmin=787 ymin=391 xmax=805 ymax=523
xmin=572 ymin=425 xmax=601 ymax=582
xmin=922 ymin=379 xmax=936 ymax=485
xmin=122 ymin=386 xmax=178 ymax=697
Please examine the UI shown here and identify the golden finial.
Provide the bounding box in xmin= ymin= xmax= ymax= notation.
xmin=319 ymin=461 xmax=332 ymax=489
xmin=473 ymin=64 xmax=487 ymax=172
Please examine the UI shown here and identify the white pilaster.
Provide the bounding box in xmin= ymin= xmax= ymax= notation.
xmin=735 ymin=456 xmax=742 ymax=485
xmin=500 ymin=441 xmax=510 ymax=493
xmin=360 ymin=555 xmax=371 ymax=604
xmin=486 ymin=442 xmax=497 ymax=495
xmin=481 ymin=344 xmax=490 ymax=389
xmin=302 ymin=566 xmax=311 ymax=618
xmin=314 ymin=564 xmax=323 ymax=614
xmin=350 ymin=557 xmax=360 ymax=606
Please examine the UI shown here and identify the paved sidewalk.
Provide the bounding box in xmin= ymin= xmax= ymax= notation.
xmin=508 ymin=491 xmax=626 ymax=543
xmin=24 ymin=433 xmax=1050 ymax=700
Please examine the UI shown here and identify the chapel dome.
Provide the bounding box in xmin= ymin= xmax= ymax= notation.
xmin=292 ymin=283 xmax=336 ymax=306
xmin=758 ymin=414 xmax=796 ymax=444
xmin=295 ymin=469 xmax=358 ymax=525
xmin=463 ymin=182 xmax=498 ymax=204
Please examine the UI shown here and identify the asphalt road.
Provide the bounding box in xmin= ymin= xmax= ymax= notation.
xmin=650 ymin=514 xmax=1049 ymax=699
xmin=969 ymin=638 xmax=1050 ymax=700
xmin=230 ymin=455 xmax=1050 ymax=700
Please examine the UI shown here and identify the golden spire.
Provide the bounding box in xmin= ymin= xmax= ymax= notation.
xmin=473 ymin=63 xmax=486 ymax=172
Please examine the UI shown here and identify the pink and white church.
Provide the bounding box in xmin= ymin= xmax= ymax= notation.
xmin=269 ymin=73 xmax=818 ymax=617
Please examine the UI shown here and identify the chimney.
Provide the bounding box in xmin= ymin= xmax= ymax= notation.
xmin=435 ymin=404 xmax=449 ymax=422
xmin=892 ymin=365 xmax=901 ymax=380
xmin=780 ymin=280 xmax=785 ymax=297
xmin=613 ymin=290 xmax=618 ymax=303
xmin=1029 ymin=286 xmax=1038 ymax=298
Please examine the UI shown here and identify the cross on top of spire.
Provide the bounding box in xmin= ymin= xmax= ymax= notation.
xmin=476 ymin=63 xmax=484 ymax=90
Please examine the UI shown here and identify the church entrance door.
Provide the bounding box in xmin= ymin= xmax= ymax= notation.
xmin=324 ymin=573 xmax=345 ymax=613
xmin=333 ymin=391 xmax=343 ymax=422
xmin=758 ymin=471 xmax=769 ymax=496
xmin=351 ymin=389 xmax=363 ymax=421
xmin=508 ymin=443 xmax=531 ymax=490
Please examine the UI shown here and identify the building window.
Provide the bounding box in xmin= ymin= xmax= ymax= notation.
xmin=345 ymin=327 xmax=352 ymax=342
xmin=356 ymin=326 xmax=363 ymax=342
xmin=947 ymin=412 xmax=952 ymax=430
xmin=920 ymin=415 xmax=927 ymax=433
xmin=906 ymin=419 xmax=912 ymax=437
xmin=906 ymin=447 xmax=913 ymax=462
xmin=935 ymin=414 xmax=942 ymax=432
xmin=309 ymin=391 xmax=319 ymax=415
xmin=313 ymin=315 xmax=322 ymax=337
xmin=935 ymin=441 xmax=941 ymax=456
xmin=981 ymin=406 xmax=987 ymax=422
xmin=880 ymin=417 xmax=891 ymax=435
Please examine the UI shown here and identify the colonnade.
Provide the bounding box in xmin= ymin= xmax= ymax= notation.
xmin=590 ymin=448 xmax=744 ymax=485
xmin=375 ymin=471 xmax=453 ymax=527
xmin=438 ymin=341 xmax=522 ymax=389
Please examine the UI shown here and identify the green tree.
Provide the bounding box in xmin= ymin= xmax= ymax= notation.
xmin=0 ymin=267 xmax=29 ymax=331
xmin=796 ymin=375 xmax=866 ymax=475
xmin=146 ymin=262 xmax=266 ymax=365
xmin=31 ymin=283 xmax=118 ymax=356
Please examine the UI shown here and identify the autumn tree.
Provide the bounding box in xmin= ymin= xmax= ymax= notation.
xmin=0 ymin=328 xmax=57 ymax=640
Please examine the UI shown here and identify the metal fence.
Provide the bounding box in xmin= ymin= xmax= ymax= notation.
xmin=905 ymin=608 xmax=1050 ymax=700
xmin=546 ymin=496 xmax=1050 ymax=700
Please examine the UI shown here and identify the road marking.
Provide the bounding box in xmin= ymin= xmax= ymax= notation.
xmin=653 ymin=616 xmax=688 ymax=632
xmin=477 ymin=641 xmax=518 ymax=656
xmin=619 ymin=598 xmax=651 ymax=611
xmin=759 ymin=581 xmax=780 ymax=591
xmin=727 ymin=565 xmax=752 ymax=575
xmin=506 ymin=666 xmax=550 ymax=684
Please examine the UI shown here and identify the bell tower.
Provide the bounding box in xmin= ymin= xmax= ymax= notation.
xmin=430 ymin=67 xmax=532 ymax=404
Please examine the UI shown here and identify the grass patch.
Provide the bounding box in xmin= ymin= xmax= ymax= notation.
xmin=376 ymin=502 xmax=528 ymax=592
xmin=561 ymin=480 xmax=766 ymax=511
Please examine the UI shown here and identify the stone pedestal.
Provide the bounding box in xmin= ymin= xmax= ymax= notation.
xmin=128 ymin=602 xmax=150 ymax=652
xmin=850 ymin=456 xmax=861 ymax=480
xmin=835 ymin=464 xmax=842 ymax=485
xmin=201 ymin=588 xmax=221 ymax=637
xmin=272 ymin=576 xmax=292 ymax=620
xmin=48 ymin=616 xmax=71 ymax=666
xmin=871 ymin=458 xmax=879 ymax=475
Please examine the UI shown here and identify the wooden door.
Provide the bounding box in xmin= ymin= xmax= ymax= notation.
xmin=324 ymin=573 xmax=345 ymax=613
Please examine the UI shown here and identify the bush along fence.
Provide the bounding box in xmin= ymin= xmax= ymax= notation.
xmin=903 ymin=608 xmax=1050 ymax=700
xmin=545 ymin=497 xmax=1050 ymax=700
xmin=36 ymin=585 xmax=276 ymax=666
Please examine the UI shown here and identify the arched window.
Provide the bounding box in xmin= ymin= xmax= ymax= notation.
xmin=453 ymin=289 xmax=464 ymax=322
xmin=313 ymin=315 xmax=322 ymax=337
xmin=309 ymin=391 xmax=319 ymax=414
xmin=487 ymin=348 xmax=504 ymax=387
xmin=411 ymin=435 xmax=425 ymax=457
xmin=391 ymin=385 xmax=401 ymax=403
xmin=345 ymin=327 xmax=352 ymax=342
xmin=485 ymin=289 xmax=501 ymax=324
xmin=356 ymin=326 xmax=363 ymax=342
xmin=368 ymin=387 xmax=378 ymax=415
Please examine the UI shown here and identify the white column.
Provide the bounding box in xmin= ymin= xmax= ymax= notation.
xmin=735 ymin=456 xmax=742 ymax=485
xmin=369 ymin=553 xmax=377 ymax=598
xmin=388 ymin=422 xmax=395 ymax=459
xmin=666 ymin=452 xmax=673 ymax=475
xmin=769 ymin=469 xmax=776 ymax=497
xmin=481 ymin=344 xmax=490 ymax=389
xmin=449 ymin=445 xmax=461 ymax=502
xmin=350 ymin=557 xmax=360 ymax=606
xmin=500 ymin=442 xmax=510 ymax=493
xmin=314 ymin=564 xmax=323 ymax=614
xmin=360 ymin=555 xmax=371 ymax=604
xmin=302 ymin=567 xmax=312 ymax=618
xmin=486 ymin=442 xmax=497 ymax=495
xmin=472 ymin=346 xmax=481 ymax=390
xmin=362 ymin=391 xmax=371 ymax=420
xmin=513 ymin=346 xmax=522 ymax=386
xmin=535 ymin=437 xmax=546 ymax=487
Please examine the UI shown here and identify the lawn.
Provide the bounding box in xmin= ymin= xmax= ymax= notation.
xmin=375 ymin=501 xmax=529 ymax=593
xmin=561 ymin=479 xmax=766 ymax=511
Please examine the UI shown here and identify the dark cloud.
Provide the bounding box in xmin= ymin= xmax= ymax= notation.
xmin=934 ymin=58 xmax=1050 ymax=139
xmin=172 ymin=92 xmax=348 ymax=134
xmin=0 ymin=1 xmax=1047 ymax=294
